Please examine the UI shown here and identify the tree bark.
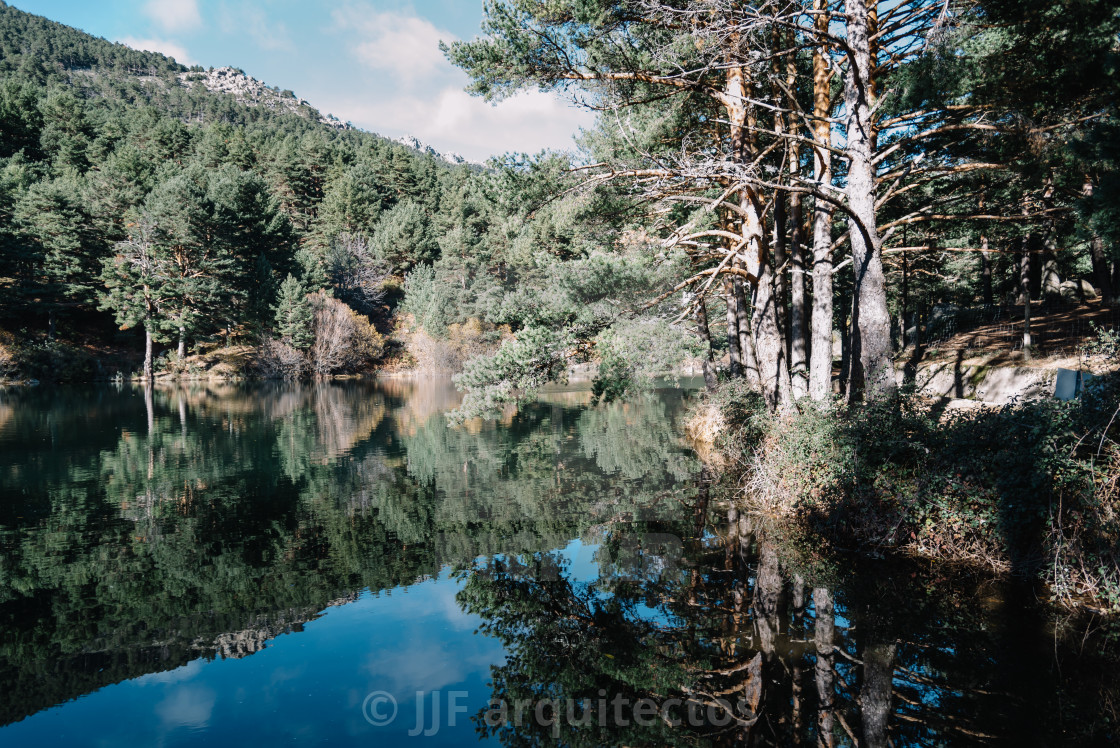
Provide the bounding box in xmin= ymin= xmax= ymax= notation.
xmin=695 ymin=298 xmax=719 ymax=391
xmin=844 ymin=0 xmax=896 ymax=401
xmin=143 ymin=320 xmax=153 ymax=381
xmin=1021 ymin=239 xmax=1032 ymax=359
xmin=177 ymin=326 xmax=186 ymax=359
xmin=809 ymin=0 xmax=835 ymax=402
xmin=725 ymin=281 xmax=744 ymax=378
xmin=786 ymin=34 xmax=809 ymax=400
xmin=726 ymin=55 xmax=790 ymax=407
xmin=900 ymin=252 xmax=909 ymax=349
xmin=1090 ymin=235 xmax=1112 ymax=302
xmin=1083 ymin=182 xmax=1111 ymax=300
xmin=735 ymin=276 xmax=761 ymax=387
xmin=981 ymin=234 xmax=993 ymax=306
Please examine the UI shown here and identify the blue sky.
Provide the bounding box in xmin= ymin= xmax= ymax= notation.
xmin=10 ymin=0 xmax=594 ymax=161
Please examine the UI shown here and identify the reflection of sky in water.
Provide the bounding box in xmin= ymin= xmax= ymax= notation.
xmin=1 ymin=568 xmax=506 ymax=746
xmin=0 ymin=541 xmax=621 ymax=748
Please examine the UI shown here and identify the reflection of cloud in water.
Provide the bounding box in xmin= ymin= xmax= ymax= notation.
xmin=366 ymin=635 xmax=500 ymax=697
xmin=155 ymin=684 xmax=216 ymax=729
xmin=133 ymin=659 xmax=203 ymax=686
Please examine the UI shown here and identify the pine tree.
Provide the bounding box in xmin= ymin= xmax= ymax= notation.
xmin=273 ymin=273 xmax=313 ymax=351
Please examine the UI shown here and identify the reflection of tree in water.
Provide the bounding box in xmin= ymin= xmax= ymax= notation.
xmin=458 ymin=494 xmax=1120 ymax=746
xmin=0 ymin=381 xmax=701 ymax=726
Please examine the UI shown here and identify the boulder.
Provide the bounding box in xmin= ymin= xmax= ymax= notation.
xmin=1059 ymin=279 xmax=1100 ymax=302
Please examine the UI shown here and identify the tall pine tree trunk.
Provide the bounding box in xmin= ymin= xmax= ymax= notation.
xmin=1021 ymin=239 xmax=1032 ymax=359
xmin=786 ymin=34 xmax=809 ymax=399
xmin=725 ymin=280 xmax=743 ymax=378
xmin=735 ymin=276 xmax=761 ymax=387
xmin=143 ymin=319 xmax=153 ymax=381
xmin=1090 ymin=236 xmax=1112 ymax=302
xmin=844 ymin=0 xmax=895 ymax=401
xmin=981 ymin=234 xmax=994 ymax=306
xmin=1086 ymin=176 xmax=1112 ymax=300
xmin=725 ymin=56 xmax=790 ymax=408
xmin=695 ymin=298 xmax=718 ymax=391
xmin=789 ymin=166 xmax=809 ymax=399
xmin=809 ymin=0 xmax=835 ymax=401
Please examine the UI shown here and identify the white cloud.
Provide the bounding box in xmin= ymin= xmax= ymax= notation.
xmin=332 ymin=6 xmax=452 ymax=82
xmin=118 ymin=36 xmax=197 ymax=65
xmin=143 ymin=0 xmax=203 ymax=32
xmin=318 ymin=3 xmax=594 ymax=160
xmin=219 ymin=2 xmax=293 ymax=52
xmin=319 ymin=86 xmax=595 ymax=162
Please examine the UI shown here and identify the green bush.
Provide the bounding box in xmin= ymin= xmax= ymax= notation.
xmin=707 ymin=378 xmax=1120 ymax=611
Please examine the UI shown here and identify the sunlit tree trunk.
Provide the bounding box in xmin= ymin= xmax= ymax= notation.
xmin=844 ymin=0 xmax=895 ymax=401
xmin=809 ymin=0 xmax=835 ymax=401
xmin=726 ymin=55 xmax=791 ymax=407
xmin=143 ymin=325 xmax=153 ymax=381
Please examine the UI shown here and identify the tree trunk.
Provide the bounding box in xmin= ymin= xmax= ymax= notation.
xmin=752 ymin=240 xmax=793 ymax=408
xmin=735 ymin=276 xmax=761 ymax=387
xmin=789 ymin=179 xmax=809 ymax=399
xmin=859 ymin=643 xmax=896 ymax=748
xmin=773 ymin=184 xmax=789 ymax=345
xmin=48 ymin=309 xmax=57 ymax=341
xmin=809 ymin=0 xmax=835 ymax=402
xmin=844 ymin=0 xmax=895 ymax=401
xmin=143 ymin=321 xmax=154 ymax=381
xmin=1021 ymin=240 xmax=1032 ymax=359
xmin=726 ymin=57 xmax=789 ymax=408
xmin=900 ymin=252 xmax=909 ymax=349
xmin=783 ymin=34 xmax=809 ymax=400
xmin=981 ymin=234 xmax=993 ymax=306
xmin=695 ymin=298 xmax=718 ymax=391
xmin=1090 ymin=235 xmax=1112 ymax=302
xmin=813 ymin=588 xmax=835 ymax=748
xmin=725 ymin=281 xmax=743 ymax=378
xmin=177 ymin=327 xmax=186 ymax=359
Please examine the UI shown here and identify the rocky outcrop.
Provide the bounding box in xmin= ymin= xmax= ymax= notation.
xmin=178 ymin=66 xmax=350 ymax=130
xmin=392 ymin=134 xmax=471 ymax=165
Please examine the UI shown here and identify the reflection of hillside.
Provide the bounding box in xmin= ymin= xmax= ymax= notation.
xmin=377 ymin=376 xmax=464 ymax=435
xmin=0 ymin=381 xmax=703 ymax=727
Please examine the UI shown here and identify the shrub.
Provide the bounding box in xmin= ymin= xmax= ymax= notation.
xmin=703 ymin=380 xmax=1120 ymax=611
xmin=404 ymin=316 xmax=503 ymax=374
xmin=255 ymin=337 xmax=307 ymax=380
xmin=308 ymin=292 xmax=384 ymax=375
xmin=0 ymin=331 xmax=15 ymax=379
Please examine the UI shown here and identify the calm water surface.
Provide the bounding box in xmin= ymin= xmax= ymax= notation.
xmin=0 ymin=379 xmax=1116 ymax=746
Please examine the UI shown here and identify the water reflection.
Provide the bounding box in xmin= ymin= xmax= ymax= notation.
xmin=0 ymin=380 xmax=697 ymax=733
xmin=0 ymin=380 xmax=1116 ymax=745
xmin=461 ymin=497 xmax=1120 ymax=746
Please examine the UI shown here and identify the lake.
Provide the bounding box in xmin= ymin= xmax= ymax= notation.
xmin=0 ymin=379 xmax=1116 ymax=746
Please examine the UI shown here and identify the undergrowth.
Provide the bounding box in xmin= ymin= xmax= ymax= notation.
xmin=695 ymin=374 xmax=1120 ymax=613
